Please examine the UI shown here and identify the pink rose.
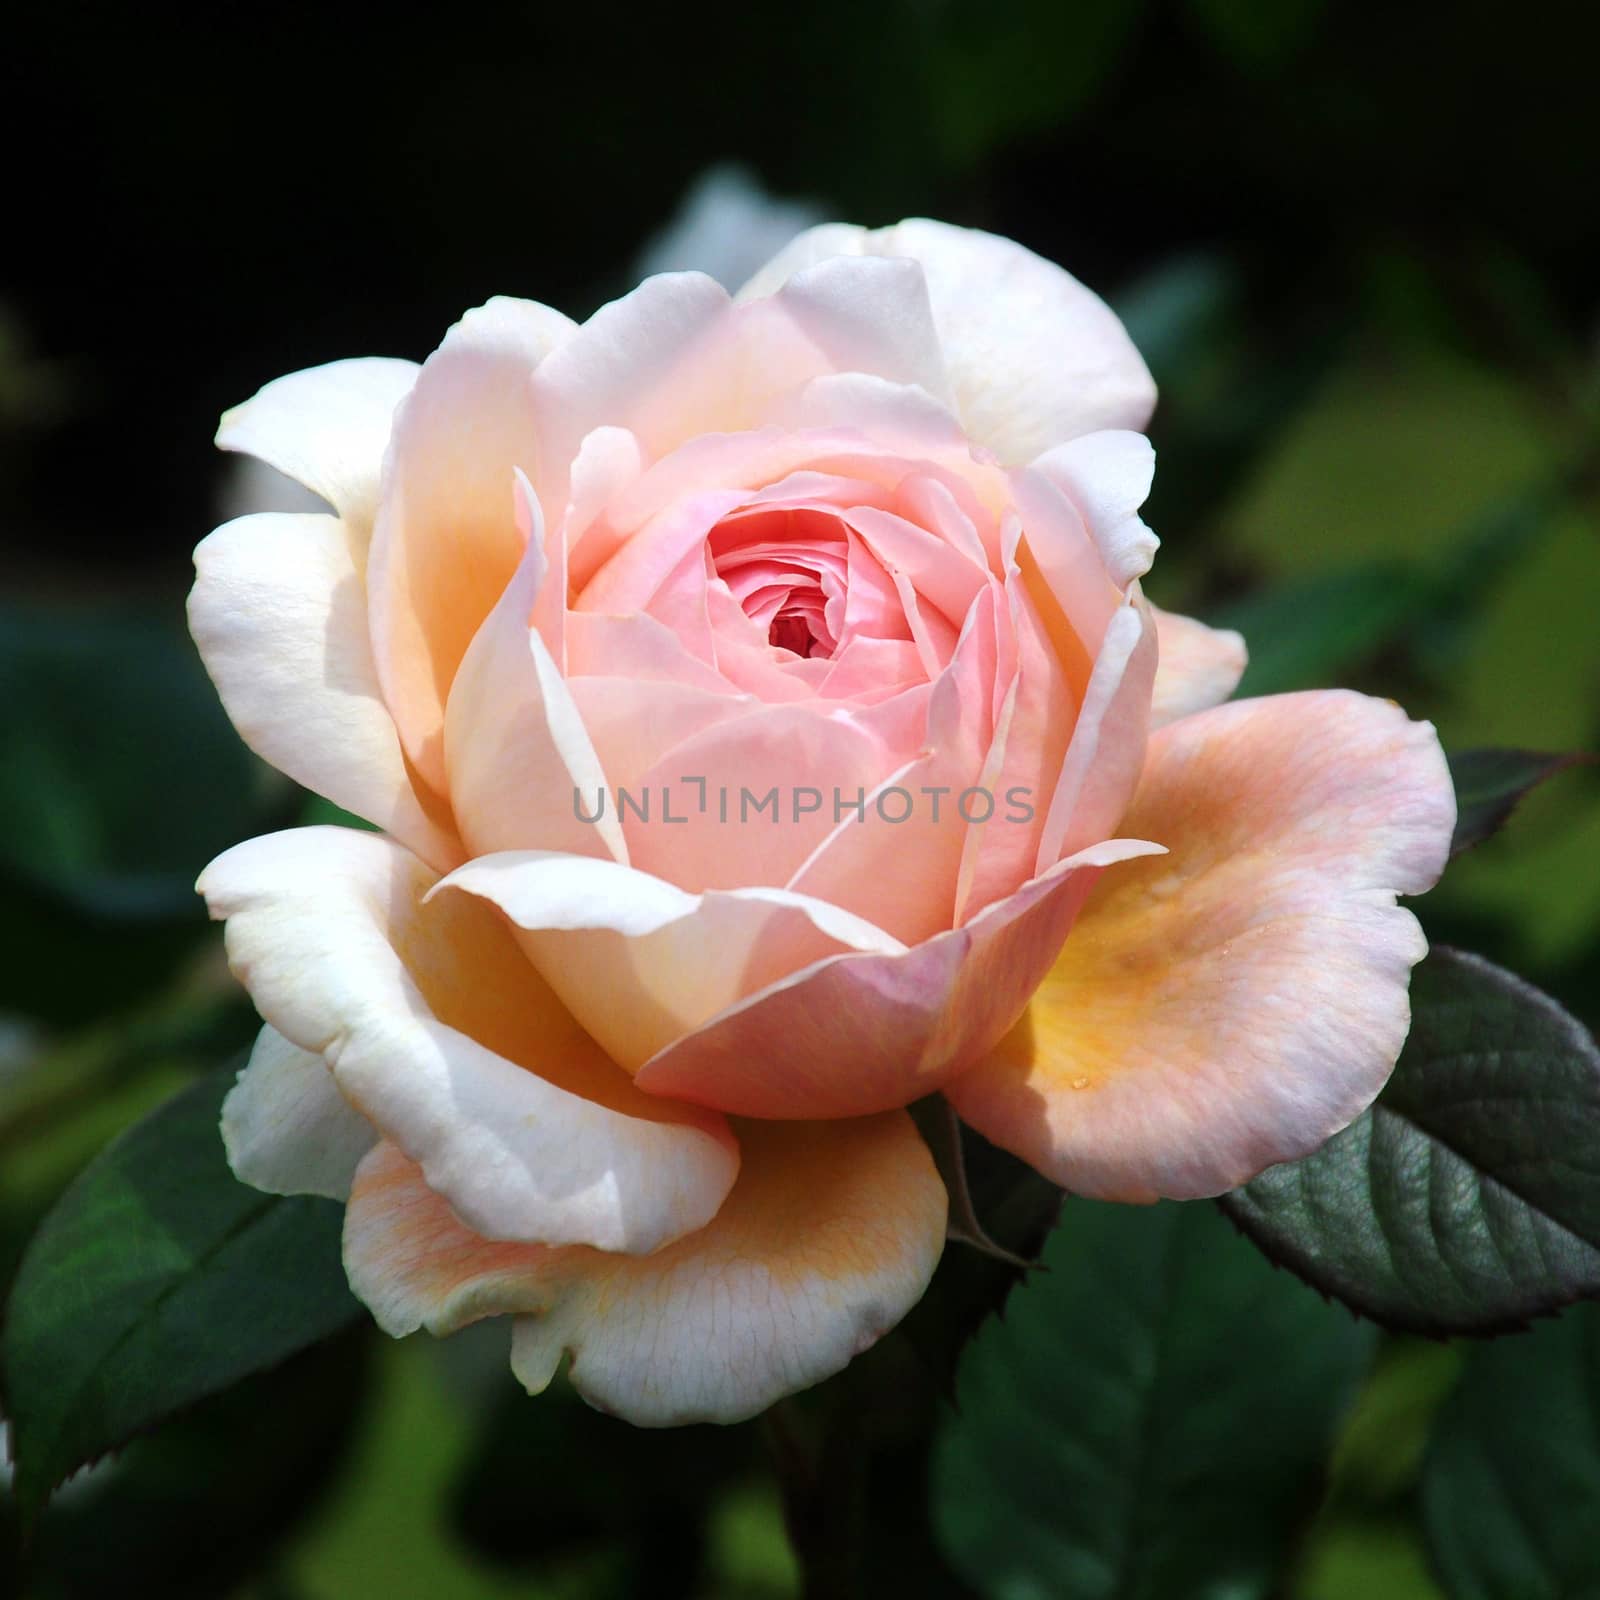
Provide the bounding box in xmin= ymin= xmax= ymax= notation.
xmin=191 ymin=220 xmax=1456 ymax=1423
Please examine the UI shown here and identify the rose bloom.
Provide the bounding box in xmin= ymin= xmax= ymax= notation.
xmin=191 ymin=220 xmax=1455 ymax=1424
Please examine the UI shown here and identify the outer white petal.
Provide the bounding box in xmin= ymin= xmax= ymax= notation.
xmin=1030 ymin=429 xmax=1159 ymax=589
xmin=444 ymin=476 xmax=628 ymax=864
xmin=738 ymin=218 xmax=1155 ymax=462
xmin=188 ymin=512 xmax=460 ymax=871
xmin=198 ymin=826 xmax=739 ymax=1254
xmin=216 ymin=358 xmax=418 ymax=541
xmin=222 ymin=1025 xmax=376 ymax=1200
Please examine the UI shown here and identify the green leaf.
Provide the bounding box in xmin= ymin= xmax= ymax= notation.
xmin=0 ymin=605 xmax=277 ymax=920
xmin=911 ymin=1097 xmax=1040 ymax=1268
xmin=1421 ymin=1304 xmax=1600 ymax=1599
xmin=933 ymin=1196 xmax=1372 ymax=1600
xmin=1 ymin=1068 xmax=361 ymax=1522
xmin=1446 ymin=747 xmax=1591 ymax=858
xmin=1221 ymin=947 xmax=1600 ymax=1335
xmin=894 ymin=1121 xmax=1063 ymax=1391
xmin=16 ymin=1332 xmax=371 ymax=1600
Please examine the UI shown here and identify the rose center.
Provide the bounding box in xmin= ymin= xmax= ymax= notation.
xmin=767 ymin=611 xmax=821 ymax=658
xmin=708 ymin=506 xmax=847 ymax=661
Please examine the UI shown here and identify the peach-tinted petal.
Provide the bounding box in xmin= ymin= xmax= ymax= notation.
xmin=343 ymin=1112 xmax=946 ymax=1425
xmin=578 ymin=488 xmax=747 ymax=617
xmin=542 ymin=424 xmax=647 ymax=657
xmin=444 ymin=480 xmax=628 ymax=864
xmin=954 ymin=580 xmax=1074 ymax=920
xmin=435 ymin=850 xmax=902 ymax=1071
xmin=198 ymin=826 xmax=738 ymax=1253
xmin=1032 ymin=594 xmax=1158 ymax=872
xmin=564 ymin=610 xmax=732 ymax=693
xmin=1007 ymin=466 xmax=1121 ymax=661
xmin=530 ymin=273 xmax=736 ymax=510
xmin=946 ymin=690 xmax=1456 ymax=1201
xmin=1150 ymin=604 xmax=1248 ymax=727
xmin=739 ymin=219 xmax=1155 ymax=463
xmin=368 ymin=297 xmax=575 ymax=792
xmin=634 ymin=839 xmax=1163 ymax=1119
xmin=215 ymin=357 xmax=418 ymax=540
xmin=566 ymin=676 xmax=753 ymax=804
xmin=189 ymin=512 xmax=461 ymax=871
xmin=221 ymin=1025 xmax=376 ymax=1201
xmin=1029 ymin=429 xmax=1158 ymax=589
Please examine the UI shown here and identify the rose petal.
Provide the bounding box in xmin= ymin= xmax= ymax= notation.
xmin=199 ymin=826 xmax=739 ymax=1253
xmin=189 ymin=512 xmax=461 ymax=871
xmin=770 ymin=372 xmax=970 ymax=458
xmin=623 ymin=701 xmax=899 ymax=892
xmin=739 ymin=219 xmax=1156 ymax=463
xmin=766 ymin=255 xmax=953 ymax=411
xmin=946 ymin=690 xmax=1456 ymax=1201
xmin=783 ymin=585 xmax=999 ymax=944
xmin=1032 ymin=594 xmax=1158 ymax=873
xmin=368 ymin=296 xmax=575 ymax=792
xmin=343 ymin=1113 xmax=945 ymax=1425
xmin=444 ymin=476 xmax=629 ymax=864
xmin=434 ymin=850 xmax=903 ymax=1071
xmin=215 ymin=357 xmax=418 ymax=538
xmin=535 ymin=260 xmax=953 ymax=514
xmin=953 ymin=581 xmax=1074 ymax=921
xmin=567 ymin=676 xmax=754 ymax=804
xmin=1150 ymin=604 xmax=1248 ymax=727
xmin=221 ymin=1024 xmax=376 ymax=1201
xmin=1029 ymin=429 xmax=1159 ymax=590
xmin=633 ymin=838 xmax=1164 ymax=1119
xmin=530 ymin=273 xmax=736 ymax=511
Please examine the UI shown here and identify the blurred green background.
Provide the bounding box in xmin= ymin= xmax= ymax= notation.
xmin=3 ymin=1 xmax=1598 ymax=1595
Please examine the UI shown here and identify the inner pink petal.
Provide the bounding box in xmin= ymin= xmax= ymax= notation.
xmin=710 ymin=507 xmax=851 ymax=660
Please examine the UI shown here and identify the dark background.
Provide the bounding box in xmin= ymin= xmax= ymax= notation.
xmin=3 ymin=3 xmax=1599 ymax=1596
xmin=6 ymin=1 xmax=1597 ymax=577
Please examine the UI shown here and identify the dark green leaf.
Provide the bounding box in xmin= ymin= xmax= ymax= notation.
xmin=933 ymin=1196 xmax=1372 ymax=1600
xmin=1 ymin=1069 xmax=361 ymax=1522
xmin=0 ymin=605 xmax=277 ymax=920
xmin=894 ymin=1122 xmax=1062 ymax=1391
xmin=911 ymin=1098 xmax=1040 ymax=1268
xmin=1446 ymin=747 xmax=1590 ymax=858
xmin=1421 ymin=1304 xmax=1600 ymax=1599
xmin=16 ymin=1331 xmax=370 ymax=1600
xmin=1221 ymin=947 xmax=1600 ymax=1335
